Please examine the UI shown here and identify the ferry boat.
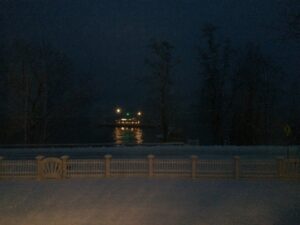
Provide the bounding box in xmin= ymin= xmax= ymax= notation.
xmin=115 ymin=107 xmax=142 ymax=128
xmin=115 ymin=117 xmax=141 ymax=127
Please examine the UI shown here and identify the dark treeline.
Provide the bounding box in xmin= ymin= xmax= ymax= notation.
xmin=0 ymin=22 xmax=299 ymax=145
xmin=0 ymin=40 xmax=96 ymax=144
xmin=196 ymin=24 xmax=291 ymax=145
xmin=144 ymin=23 xmax=299 ymax=145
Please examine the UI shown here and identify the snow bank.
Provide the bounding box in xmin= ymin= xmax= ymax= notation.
xmin=0 ymin=145 xmax=299 ymax=159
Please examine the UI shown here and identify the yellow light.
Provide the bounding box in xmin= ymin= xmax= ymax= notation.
xmin=116 ymin=108 xmax=122 ymax=114
xmin=137 ymin=111 xmax=142 ymax=116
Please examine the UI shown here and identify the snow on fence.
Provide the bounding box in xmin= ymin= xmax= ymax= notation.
xmin=0 ymin=155 xmax=299 ymax=180
xmin=110 ymin=158 xmax=148 ymax=176
xmin=0 ymin=159 xmax=36 ymax=178
xmin=240 ymin=159 xmax=277 ymax=178
xmin=282 ymin=159 xmax=300 ymax=178
xmin=154 ymin=159 xmax=191 ymax=177
xmin=197 ymin=159 xmax=234 ymax=178
xmin=67 ymin=159 xmax=105 ymax=178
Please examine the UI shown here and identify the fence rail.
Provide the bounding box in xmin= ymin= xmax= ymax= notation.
xmin=197 ymin=159 xmax=234 ymax=178
xmin=111 ymin=159 xmax=148 ymax=176
xmin=154 ymin=159 xmax=191 ymax=177
xmin=0 ymin=155 xmax=299 ymax=180
xmin=67 ymin=159 xmax=105 ymax=177
xmin=240 ymin=160 xmax=277 ymax=178
xmin=0 ymin=159 xmax=36 ymax=178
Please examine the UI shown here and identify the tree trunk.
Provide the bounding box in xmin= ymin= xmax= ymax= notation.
xmin=22 ymin=60 xmax=29 ymax=144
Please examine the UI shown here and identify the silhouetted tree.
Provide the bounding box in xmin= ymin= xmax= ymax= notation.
xmin=198 ymin=24 xmax=232 ymax=144
xmin=0 ymin=41 xmax=10 ymax=141
xmin=287 ymin=79 xmax=300 ymax=144
xmin=145 ymin=40 xmax=179 ymax=142
xmin=277 ymin=0 xmax=300 ymax=42
xmin=1 ymin=40 xmax=77 ymax=144
xmin=230 ymin=44 xmax=281 ymax=145
xmin=284 ymin=0 xmax=300 ymax=41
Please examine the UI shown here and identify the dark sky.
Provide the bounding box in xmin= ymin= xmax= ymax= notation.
xmin=1 ymin=0 xmax=299 ymax=111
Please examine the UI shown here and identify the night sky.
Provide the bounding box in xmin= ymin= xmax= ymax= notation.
xmin=1 ymin=0 xmax=299 ymax=110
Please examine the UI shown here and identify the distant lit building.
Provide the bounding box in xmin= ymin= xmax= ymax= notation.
xmin=115 ymin=117 xmax=141 ymax=127
xmin=114 ymin=107 xmax=143 ymax=127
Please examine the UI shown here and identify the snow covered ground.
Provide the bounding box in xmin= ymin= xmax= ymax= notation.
xmin=1 ymin=145 xmax=299 ymax=159
xmin=0 ymin=178 xmax=299 ymax=225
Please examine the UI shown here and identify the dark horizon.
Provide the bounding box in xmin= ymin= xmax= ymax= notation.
xmin=0 ymin=0 xmax=299 ymax=145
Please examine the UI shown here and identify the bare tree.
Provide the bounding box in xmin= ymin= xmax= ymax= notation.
xmin=278 ymin=0 xmax=300 ymax=42
xmin=145 ymin=40 xmax=179 ymax=142
xmin=2 ymin=40 xmax=77 ymax=144
xmin=230 ymin=44 xmax=281 ymax=145
xmin=198 ymin=24 xmax=225 ymax=144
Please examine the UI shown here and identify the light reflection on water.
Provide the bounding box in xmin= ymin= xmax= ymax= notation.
xmin=113 ymin=127 xmax=143 ymax=145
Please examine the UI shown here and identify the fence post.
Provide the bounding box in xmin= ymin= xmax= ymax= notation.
xmin=36 ymin=155 xmax=44 ymax=180
xmin=61 ymin=155 xmax=69 ymax=179
xmin=104 ymin=154 xmax=112 ymax=177
xmin=234 ymin=156 xmax=240 ymax=180
xmin=191 ymin=155 xmax=198 ymax=179
xmin=0 ymin=156 xmax=3 ymax=178
xmin=148 ymin=154 xmax=155 ymax=177
xmin=276 ymin=157 xmax=284 ymax=178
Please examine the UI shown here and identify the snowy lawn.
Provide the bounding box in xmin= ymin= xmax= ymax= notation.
xmin=0 ymin=178 xmax=299 ymax=225
xmin=1 ymin=145 xmax=299 ymax=159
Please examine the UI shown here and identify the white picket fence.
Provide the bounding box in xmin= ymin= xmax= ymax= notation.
xmin=0 ymin=159 xmax=37 ymax=178
xmin=0 ymin=155 xmax=299 ymax=180
xmin=67 ymin=159 xmax=105 ymax=178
